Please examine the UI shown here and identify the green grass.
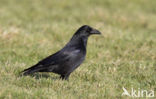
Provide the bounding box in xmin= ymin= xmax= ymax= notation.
xmin=0 ymin=0 xmax=156 ymax=98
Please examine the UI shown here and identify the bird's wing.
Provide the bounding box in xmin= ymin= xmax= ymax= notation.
xmin=22 ymin=46 xmax=83 ymax=75
xmin=38 ymin=48 xmax=81 ymax=66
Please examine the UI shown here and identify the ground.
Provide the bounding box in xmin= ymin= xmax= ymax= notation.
xmin=0 ymin=0 xmax=156 ymax=99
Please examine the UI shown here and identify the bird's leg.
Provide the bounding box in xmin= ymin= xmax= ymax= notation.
xmin=60 ymin=73 xmax=70 ymax=80
xmin=64 ymin=73 xmax=70 ymax=80
xmin=60 ymin=75 xmax=65 ymax=79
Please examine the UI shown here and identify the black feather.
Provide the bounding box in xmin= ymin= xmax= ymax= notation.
xmin=21 ymin=25 xmax=101 ymax=80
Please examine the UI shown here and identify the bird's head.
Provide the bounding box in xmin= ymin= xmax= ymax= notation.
xmin=68 ymin=25 xmax=101 ymax=47
xmin=75 ymin=25 xmax=101 ymax=37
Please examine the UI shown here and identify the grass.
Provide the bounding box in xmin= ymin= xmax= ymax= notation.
xmin=0 ymin=0 xmax=156 ymax=98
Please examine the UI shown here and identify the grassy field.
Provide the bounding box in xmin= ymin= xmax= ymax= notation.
xmin=0 ymin=0 xmax=156 ymax=98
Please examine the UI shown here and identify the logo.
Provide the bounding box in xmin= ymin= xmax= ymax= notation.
xmin=122 ymin=87 xmax=154 ymax=98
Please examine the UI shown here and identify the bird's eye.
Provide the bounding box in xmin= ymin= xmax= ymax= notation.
xmin=87 ymin=28 xmax=92 ymax=32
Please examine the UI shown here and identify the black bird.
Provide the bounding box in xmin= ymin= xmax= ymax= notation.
xmin=22 ymin=25 xmax=101 ymax=80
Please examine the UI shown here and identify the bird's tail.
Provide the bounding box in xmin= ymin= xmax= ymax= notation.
xmin=21 ymin=64 xmax=41 ymax=76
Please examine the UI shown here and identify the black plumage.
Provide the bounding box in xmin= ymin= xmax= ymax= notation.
xmin=22 ymin=25 xmax=101 ymax=80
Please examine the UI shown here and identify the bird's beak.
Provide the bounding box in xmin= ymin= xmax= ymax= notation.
xmin=90 ymin=29 xmax=101 ymax=35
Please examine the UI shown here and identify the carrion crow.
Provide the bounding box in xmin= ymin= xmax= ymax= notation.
xmin=22 ymin=25 xmax=101 ymax=80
